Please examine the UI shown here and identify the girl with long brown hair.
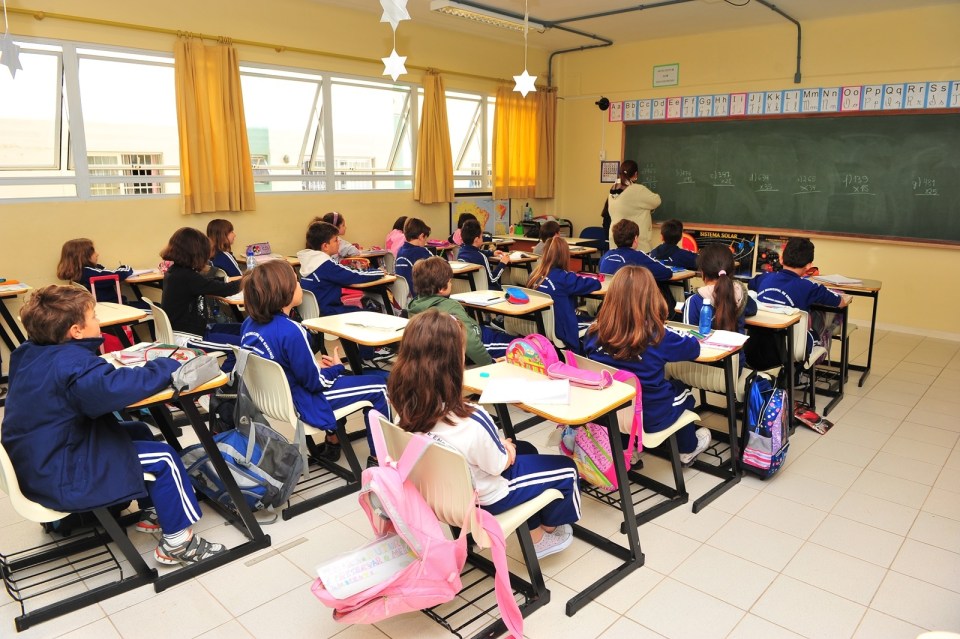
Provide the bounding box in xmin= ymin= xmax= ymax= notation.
xmin=683 ymin=244 xmax=757 ymax=333
xmin=56 ymin=238 xmax=134 ymax=304
xmin=206 ymin=219 xmax=242 ymax=277
xmin=388 ymin=310 xmax=581 ymax=559
xmin=584 ymin=266 xmax=711 ymax=465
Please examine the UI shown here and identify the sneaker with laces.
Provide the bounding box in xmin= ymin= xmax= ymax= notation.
xmin=679 ymin=427 xmax=712 ymax=466
xmin=134 ymin=509 xmax=160 ymax=534
xmin=371 ymin=347 xmax=394 ymax=363
xmin=155 ymin=534 xmax=226 ymax=566
xmin=534 ymin=527 xmax=573 ymax=559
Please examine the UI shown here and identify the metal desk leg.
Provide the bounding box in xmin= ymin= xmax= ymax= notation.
xmin=692 ymin=355 xmax=741 ymax=513
xmin=785 ymin=323 xmax=796 ymax=431
xmin=0 ymin=298 xmax=27 ymax=345
xmin=859 ymin=292 xmax=878 ymax=387
xmin=823 ymin=307 xmax=847 ymax=416
xmin=339 ymin=339 xmax=366 ymax=376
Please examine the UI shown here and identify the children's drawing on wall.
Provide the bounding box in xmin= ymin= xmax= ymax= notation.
xmin=450 ymin=195 xmax=511 ymax=237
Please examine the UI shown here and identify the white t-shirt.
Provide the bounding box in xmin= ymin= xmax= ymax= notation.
xmin=425 ymin=404 xmax=509 ymax=506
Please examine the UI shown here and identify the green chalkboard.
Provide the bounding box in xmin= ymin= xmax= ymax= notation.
xmin=623 ymin=112 xmax=960 ymax=243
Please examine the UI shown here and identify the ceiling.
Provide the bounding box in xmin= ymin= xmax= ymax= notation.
xmin=315 ymin=0 xmax=957 ymax=50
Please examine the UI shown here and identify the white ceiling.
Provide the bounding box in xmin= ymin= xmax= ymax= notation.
xmin=315 ymin=0 xmax=958 ymax=50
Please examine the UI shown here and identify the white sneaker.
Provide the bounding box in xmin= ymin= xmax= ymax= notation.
xmin=679 ymin=427 xmax=712 ymax=466
xmin=534 ymin=527 xmax=573 ymax=559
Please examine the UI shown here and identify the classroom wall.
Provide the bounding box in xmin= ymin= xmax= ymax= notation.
xmin=552 ymin=3 xmax=960 ymax=337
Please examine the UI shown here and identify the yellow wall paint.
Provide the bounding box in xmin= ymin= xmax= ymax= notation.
xmin=553 ymin=4 xmax=960 ymax=335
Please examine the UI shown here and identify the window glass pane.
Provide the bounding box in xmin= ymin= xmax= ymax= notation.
xmin=78 ymin=56 xmax=178 ymax=196
xmin=0 ymin=50 xmax=61 ymax=169
xmin=448 ymin=94 xmax=483 ymax=189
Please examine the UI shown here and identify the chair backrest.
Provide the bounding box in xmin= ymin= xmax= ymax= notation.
xmin=143 ymin=297 xmax=175 ymax=344
xmin=88 ymin=274 xmax=122 ymax=303
xmin=297 ymin=289 xmax=321 ymax=321
xmin=240 ymin=351 xmax=301 ymax=428
xmin=0 ymin=440 xmax=68 ymax=523
xmin=580 ymin=226 xmax=609 ymax=253
xmin=512 ymin=285 xmax=562 ymax=348
xmin=381 ymin=251 xmax=397 ymax=275
xmin=794 ymin=310 xmax=810 ymax=363
xmin=389 ymin=276 xmax=412 ymax=312
xmin=375 ymin=415 xmax=486 ymax=540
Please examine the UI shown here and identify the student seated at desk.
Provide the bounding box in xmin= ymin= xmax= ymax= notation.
xmin=240 ymin=261 xmax=391 ymax=464
xmin=1 ymin=286 xmax=225 ymax=565
xmin=408 ymin=257 xmax=511 ymax=364
xmin=456 ymin=220 xmax=512 ymax=290
xmin=388 ymin=311 xmax=580 ymax=559
xmin=449 ymin=212 xmax=478 ymax=246
xmin=56 ymin=238 xmax=134 ymax=304
xmin=298 ymin=221 xmax=385 ymax=316
xmin=683 ymin=244 xmax=757 ymax=334
xmin=396 ymin=217 xmax=433 ymax=296
xmin=749 ymin=237 xmax=850 ymax=358
xmin=207 ymin=219 xmax=243 ymax=277
xmin=385 ymin=215 xmax=407 ymax=258
xmin=319 ymin=211 xmax=361 ymax=262
xmin=598 ymin=219 xmax=672 ymax=280
xmin=649 ymin=219 xmax=699 ymax=271
xmin=528 ymin=237 xmax=602 ymax=353
xmin=584 ymin=266 xmax=712 ymax=465
xmin=532 ymin=220 xmax=560 ymax=256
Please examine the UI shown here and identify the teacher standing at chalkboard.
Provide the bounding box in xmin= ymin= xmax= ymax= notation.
xmin=607 ymin=160 xmax=661 ymax=252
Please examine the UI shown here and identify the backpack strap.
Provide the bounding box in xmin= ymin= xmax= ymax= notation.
xmin=476 ymin=508 xmax=524 ymax=639
xmin=612 ymin=369 xmax=644 ymax=458
xmin=366 ymin=409 xmax=432 ymax=483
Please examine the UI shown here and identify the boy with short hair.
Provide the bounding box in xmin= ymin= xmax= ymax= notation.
xmin=457 ymin=219 xmax=512 ymax=290
xmin=1 ymin=286 xmax=225 ymax=566
xmin=532 ymin=220 xmax=560 ymax=256
xmin=396 ymin=217 xmax=433 ymax=296
xmin=297 ymin=221 xmax=385 ymax=316
xmin=599 ymin=219 xmax=673 ymax=281
xmin=649 ymin=219 xmax=699 ymax=271
xmin=408 ymin=257 xmax=511 ymax=364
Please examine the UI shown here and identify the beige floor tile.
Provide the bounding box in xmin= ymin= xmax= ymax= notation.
xmin=597 ymin=616 xmax=666 ymax=638
xmin=881 ymin=436 xmax=951 ymax=466
xmin=783 ymin=542 xmax=886 ymax=605
xmin=871 ymin=571 xmax=960 ymax=631
xmin=892 ymin=538 xmax=960 ymax=594
xmin=906 ymin=407 xmax=960 ymax=430
xmin=786 ymin=451 xmax=863 ymax=488
xmin=521 ymin=579 xmax=619 ymax=639
xmin=751 ymin=575 xmax=866 ymax=638
xmin=739 ymin=491 xmax=827 ymax=539
xmin=702 ymin=482 xmax=760 ymax=515
xmin=867 ymin=451 xmax=942 ymax=486
xmin=947 ymin=448 xmax=960 ymax=471
xmin=809 ymin=514 xmax=905 ymax=568
xmin=909 ymin=512 xmax=960 ymax=554
xmin=849 ymin=398 xmax=912 ymax=421
xmin=922 ymin=386 xmax=960 ymax=406
xmin=553 ymin=551 xmax=663 ymax=614
xmin=634 ymin=522 xmax=701 ymax=575
xmin=864 ymin=388 xmax=921 ymax=408
xmin=832 ymin=491 xmax=918 ymax=536
xmin=651 ymin=484 xmax=733 ymax=542
xmin=198 ymin=551 xmax=312 ymax=616
xmin=894 ymin=421 xmax=959 ymax=448
xmin=923 ymin=487 xmax=960 ymax=522
xmin=626 ymin=578 xmax=744 ymax=639
xmin=905 ymin=346 xmax=957 ymax=368
xmin=238 ymin=581 xmax=360 ymax=639
xmin=833 ymin=408 xmax=903 ymax=435
xmin=870 ymin=377 xmax=931 ymax=397
xmin=57 ymin=619 xmax=123 ymax=639
xmin=707 ymin=516 xmax=804 ymax=571
xmin=805 ymin=436 xmax=879 ymax=467
xmin=727 ymin=614 xmax=805 ymax=639
xmin=825 ymin=422 xmax=892 ymax=450
xmin=111 ymin=580 xmax=232 ymax=639
xmin=849 ymin=469 xmax=932 ymax=508
xmin=195 ymin=620 xmax=256 ymax=639
xmin=890 ymin=361 xmax=944 ymax=378
xmin=934 ymin=466 xmax=960 ymax=494
xmin=763 ymin=470 xmax=846 ymax=511
xmin=670 ymin=544 xmax=777 ymax=610
xmin=852 ymin=609 xmax=926 ymax=639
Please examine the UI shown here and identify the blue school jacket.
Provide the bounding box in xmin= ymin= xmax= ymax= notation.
xmin=297 ymin=249 xmax=384 ymax=316
xmin=534 ymin=268 xmax=602 ymax=351
xmin=395 ymin=242 xmax=433 ymax=296
xmin=212 ymin=251 xmax=243 ymax=278
xmin=649 ymin=243 xmax=699 ymax=271
xmin=749 ymin=270 xmax=842 ymax=311
xmin=79 ymin=264 xmax=134 ymax=304
xmin=598 ymin=248 xmax=673 ymax=280
xmin=241 ymin=313 xmax=346 ymax=430
xmin=1 ymin=338 xmax=180 ymax=511
xmin=584 ymin=326 xmax=701 ymax=432
xmin=457 ymin=243 xmax=507 ymax=290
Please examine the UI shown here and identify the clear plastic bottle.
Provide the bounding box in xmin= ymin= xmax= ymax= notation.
xmin=699 ymin=298 xmax=714 ymax=335
xmin=523 ymin=202 xmax=533 ymax=221
xmin=246 ymin=247 xmax=257 ymax=271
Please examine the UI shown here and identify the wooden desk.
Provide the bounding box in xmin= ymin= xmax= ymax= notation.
xmin=212 ymin=292 xmax=246 ymax=322
xmin=348 ymin=274 xmax=397 ymax=314
xmin=811 ymin=276 xmax=881 ymax=387
xmin=96 ymin=302 xmax=148 ymax=348
xmin=302 ymin=312 xmax=407 ymax=375
xmin=449 ymin=261 xmax=483 ymax=291
xmin=586 ymin=269 xmax=695 ymax=299
xmin=451 ymin=291 xmax=554 ymax=337
xmin=745 ymin=309 xmax=800 ymax=430
xmin=809 ymin=301 xmax=854 ymax=416
xmin=124 ymin=270 xmax=163 ymax=301
xmin=463 ymin=362 xmax=641 ymax=617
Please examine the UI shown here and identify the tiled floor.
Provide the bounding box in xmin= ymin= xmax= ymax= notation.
xmin=2 ymin=327 xmax=960 ymax=638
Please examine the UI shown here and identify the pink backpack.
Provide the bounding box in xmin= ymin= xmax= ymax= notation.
xmin=311 ymin=412 xmax=523 ymax=638
xmin=506 ymin=334 xmax=613 ymax=389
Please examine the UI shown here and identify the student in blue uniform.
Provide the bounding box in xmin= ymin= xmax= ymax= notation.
xmin=395 ymin=217 xmax=433 ymax=296
xmin=456 ymin=219 xmax=512 ymax=290
xmin=56 ymin=238 xmax=134 ymax=303
xmin=532 ymin=220 xmax=560 ymax=256
xmin=320 ymin=211 xmax=362 ymax=262
xmin=649 ymin=219 xmax=699 ymax=271
xmin=683 ymin=244 xmax=757 ymax=334
xmin=584 ymin=266 xmax=712 ymax=465
xmin=527 ymin=237 xmax=602 ymax=353
xmin=1 ymin=286 xmax=225 ymax=565
xmin=297 ymin=221 xmax=385 ymax=316
xmin=449 ymin=212 xmax=478 ymax=246
xmin=749 ymin=237 xmax=850 ymax=357
xmin=206 ymin=219 xmax=243 ymax=277
xmin=388 ymin=310 xmax=580 ymax=559
xmin=240 ymin=260 xmax=392 ymax=464
xmin=598 ymin=219 xmax=673 ymax=280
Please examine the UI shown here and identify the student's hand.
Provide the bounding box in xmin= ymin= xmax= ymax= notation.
xmin=353 ymin=243 xmax=361 ymax=249
xmin=493 ymin=250 xmax=505 ymax=257
xmin=319 ymin=346 xmax=343 ymax=367
xmin=502 ymin=437 xmax=517 ymax=467
xmin=840 ymin=294 xmax=853 ymax=307
xmin=500 ymin=253 xmax=511 ymax=264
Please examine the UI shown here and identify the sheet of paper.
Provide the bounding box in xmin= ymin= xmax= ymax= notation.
xmin=700 ymin=329 xmax=750 ymax=348
xmin=0 ymin=283 xmax=30 ymax=293
xmin=131 ymin=268 xmax=158 ymax=276
xmin=479 ymin=378 xmax=570 ymax=405
xmin=756 ymin=301 xmax=800 ymax=315
xmin=315 ymin=533 xmax=416 ymax=600
xmin=344 ymin=314 xmax=405 ymax=330
xmin=816 ymin=274 xmax=862 ymax=285
xmin=451 ymin=292 xmax=505 ymax=307
xmin=509 ymin=251 xmax=530 ymax=260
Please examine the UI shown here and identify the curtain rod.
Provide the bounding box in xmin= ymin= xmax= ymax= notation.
xmin=8 ymin=6 xmax=510 ymax=84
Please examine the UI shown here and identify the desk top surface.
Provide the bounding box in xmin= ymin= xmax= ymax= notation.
xmin=451 ymin=291 xmax=554 ymax=316
xmin=448 ymin=261 xmax=483 ymax=274
xmin=463 ymin=361 xmax=635 ymax=425
xmin=125 ymin=270 xmax=163 ymax=284
xmin=96 ymin=302 xmax=148 ymax=327
xmin=746 ymin=308 xmax=803 ymax=329
xmin=810 ymin=276 xmax=882 ymax=293
xmin=0 ymin=283 xmax=31 ymax=298
xmin=129 ymin=373 xmax=229 ymax=408
xmin=302 ymin=311 xmax=407 ymax=346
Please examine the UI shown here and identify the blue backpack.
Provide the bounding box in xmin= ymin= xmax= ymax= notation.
xmin=741 ymin=372 xmax=789 ymax=478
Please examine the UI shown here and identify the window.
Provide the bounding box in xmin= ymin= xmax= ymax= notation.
xmin=446 ymin=91 xmax=493 ymax=190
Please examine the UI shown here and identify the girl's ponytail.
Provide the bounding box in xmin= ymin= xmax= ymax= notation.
xmin=696 ymin=245 xmax=738 ymax=331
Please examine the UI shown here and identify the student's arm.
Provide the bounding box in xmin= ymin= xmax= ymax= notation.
xmin=321 ymin=261 xmax=384 ymax=287
xmin=744 ymin=292 xmax=758 ymax=318
xmin=187 ymin=270 xmax=240 ymax=296
xmin=465 ymin=409 xmax=510 ymax=475
xmin=633 ymin=184 xmax=662 ymax=209
xmin=72 ymin=357 xmax=181 ymax=417
xmin=281 ymin=324 xmax=345 ymax=392
xmin=808 ymin=281 xmax=845 ymax=308
xmin=338 ymin=241 xmax=361 ymax=258
xmin=448 ymin=303 xmax=493 ymax=365
xmin=663 ymin=326 xmax=702 ymax=362
xmin=682 ymin=295 xmax=701 ymax=327
xmin=564 ymin=271 xmax=603 ymax=296
xmin=637 ymin=252 xmax=673 ymax=281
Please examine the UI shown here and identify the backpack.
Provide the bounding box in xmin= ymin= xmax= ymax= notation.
xmin=311 ymin=411 xmax=523 ymax=639
xmin=505 ymin=334 xmax=612 ymax=389
xmin=741 ymin=372 xmax=789 ymax=478
xmin=180 ymin=350 xmax=305 ymax=511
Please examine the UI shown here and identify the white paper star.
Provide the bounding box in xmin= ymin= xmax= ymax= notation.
xmin=0 ymin=33 xmax=22 ymax=79
xmin=513 ymin=69 xmax=537 ymax=97
xmin=379 ymin=0 xmax=410 ymax=30
xmin=382 ymin=49 xmax=407 ymax=82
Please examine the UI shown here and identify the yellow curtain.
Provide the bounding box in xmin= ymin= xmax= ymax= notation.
xmin=174 ymin=39 xmax=255 ymax=214
xmin=534 ymin=88 xmax=556 ymax=199
xmin=493 ymin=85 xmax=539 ymax=200
xmin=414 ymin=71 xmax=455 ymax=204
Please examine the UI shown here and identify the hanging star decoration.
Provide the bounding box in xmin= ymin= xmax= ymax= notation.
xmin=513 ymin=0 xmax=537 ymax=97
xmin=382 ymin=49 xmax=407 ymax=82
xmin=380 ymin=0 xmax=409 ymax=82
xmin=0 ymin=0 xmax=22 ymax=79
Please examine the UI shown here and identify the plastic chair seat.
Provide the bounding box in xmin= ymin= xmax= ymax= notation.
xmin=643 ymin=410 xmax=700 ymax=449
xmin=494 ymin=489 xmax=562 ymax=536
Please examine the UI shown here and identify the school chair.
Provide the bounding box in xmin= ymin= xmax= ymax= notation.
xmin=296 ymin=290 xmax=337 ymax=352
xmin=375 ymin=414 xmax=557 ymax=639
xmin=87 ymin=274 xmax=122 ymax=303
xmin=240 ymin=350 xmax=371 ymax=520
xmin=579 ymin=225 xmax=609 ymax=254
xmin=0 ymin=441 xmax=158 ymax=632
xmin=381 ymin=251 xmax=396 ymax=275
xmin=387 ymin=276 xmax=412 ymax=313
xmin=500 ymin=285 xmax=568 ymax=350
xmin=449 ymin=266 xmax=488 ymax=296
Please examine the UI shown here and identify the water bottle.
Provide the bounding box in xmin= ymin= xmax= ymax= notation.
xmin=523 ymin=202 xmax=533 ymax=222
xmin=246 ymin=247 xmax=256 ymax=271
xmin=699 ymin=298 xmax=714 ymax=335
